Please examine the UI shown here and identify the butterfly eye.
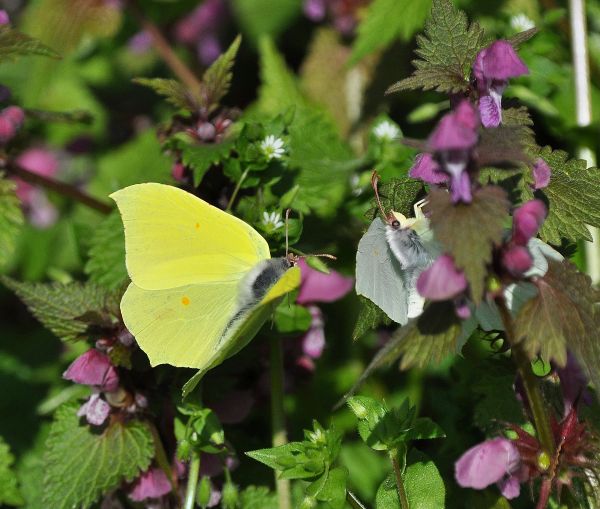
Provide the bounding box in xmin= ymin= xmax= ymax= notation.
xmin=391 ymin=220 xmax=400 ymax=228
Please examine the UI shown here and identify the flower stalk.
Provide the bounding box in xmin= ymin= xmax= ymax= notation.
xmin=183 ymin=452 xmax=201 ymax=509
xmin=390 ymin=450 xmax=409 ymax=509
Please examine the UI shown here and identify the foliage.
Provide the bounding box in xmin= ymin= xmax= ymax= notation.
xmin=42 ymin=403 xmax=154 ymax=509
xmin=0 ymin=436 xmax=23 ymax=506
xmin=0 ymin=25 xmax=59 ymax=62
xmin=0 ymin=176 xmax=24 ymax=273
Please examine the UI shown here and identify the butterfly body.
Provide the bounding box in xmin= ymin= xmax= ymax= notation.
xmin=111 ymin=183 xmax=300 ymax=396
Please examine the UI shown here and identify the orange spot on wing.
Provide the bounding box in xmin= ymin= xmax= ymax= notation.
xmin=181 ymin=296 xmax=190 ymax=306
xmin=195 ymin=222 xmax=200 ymax=230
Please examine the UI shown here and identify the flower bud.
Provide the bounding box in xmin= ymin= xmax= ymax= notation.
xmin=0 ymin=115 xmax=16 ymax=144
xmin=502 ymin=245 xmax=533 ymax=277
xmin=512 ymin=200 xmax=547 ymax=245
xmin=3 ymin=106 xmax=25 ymax=129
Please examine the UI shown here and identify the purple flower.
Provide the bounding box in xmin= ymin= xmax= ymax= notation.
xmin=0 ymin=115 xmax=16 ymax=144
xmin=15 ymin=147 xmax=59 ymax=202
xmin=172 ymin=162 xmax=186 ymax=182
xmin=301 ymin=306 xmax=326 ymax=359
xmin=556 ymin=353 xmax=590 ymax=416
xmin=3 ymin=106 xmax=24 ymax=128
xmin=427 ymin=101 xmax=479 ymax=203
xmin=77 ymin=393 xmax=111 ymax=426
xmin=532 ymin=158 xmax=551 ymax=190
xmin=129 ymin=467 xmax=172 ymax=501
xmin=197 ymin=34 xmax=222 ymax=66
xmin=512 ymin=199 xmax=547 ymax=246
xmin=127 ymin=30 xmax=152 ymax=54
xmin=416 ymin=254 xmax=467 ymax=301
xmin=63 ymin=349 xmax=119 ymax=391
xmin=0 ymin=10 xmax=10 ymax=25
xmin=502 ymin=245 xmax=533 ymax=277
xmin=455 ymin=437 xmax=521 ymax=499
xmin=474 ymin=40 xmax=528 ymax=128
xmin=409 ymin=153 xmax=448 ymax=185
xmin=304 ymin=0 xmax=327 ymax=20
xmin=296 ymin=259 xmax=353 ymax=305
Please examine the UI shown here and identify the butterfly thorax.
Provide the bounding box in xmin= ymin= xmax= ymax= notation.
xmin=237 ymin=258 xmax=292 ymax=308
xmin=385 ymin=224 xmax=431 ymax=271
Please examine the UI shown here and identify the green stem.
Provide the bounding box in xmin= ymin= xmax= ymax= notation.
xmin=184 ymin=453 xmax=201 ymax=509
xmin=226 ymin=167 xmax=251 ymax=212
xmin=270 ymin=335 xmax=291 ymax=509
xmin=346 ymin=490 xmax=367 ymax=509
xmin=495 ymin=297 xmax=555 ymax=455
xmin=390 ymin=452 xmax=409 ymax=509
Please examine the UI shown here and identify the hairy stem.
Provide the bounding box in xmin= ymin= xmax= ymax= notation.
xmin=128 ymin=0 xmax=202 ymax=93
xmin=270 ymin=335 xmax=291 ymax=509
xmin=346 ymin=490 xmax=367 ymax=509
xmin=183 ymin=453 xmax=201 ymax=509
xmin=5 ymin=162 xmax=112 ymax=214
xmin=495 ymin=297 xmax=555 ymax=455
xmin=390 ymin=452 xmax=409 ymax=509
xmin=226 ymin=167 xmax=250 ymax=212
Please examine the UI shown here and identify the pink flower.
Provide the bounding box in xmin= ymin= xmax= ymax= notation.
xmin=63 ymin=349 xmax=119 ymax=391
xmin=77 ymin=393 xmax=111 ymax=426
xmin=127 ymin=30 xmax=152 ymax=54
xmin=304 ymin=0 xmax=326 ymax=20
xmin=474 ymin=40 xmax=528 ymax=128
xmin=532 ymin=158 xmax=551 ymax=190
xmin=0 ymin=10 xmax=9 ymax=25
xmin=409 ymin=153 xmax=448 ymax=185
xmin=296 ymin=259 xmax=353 ymax=305
xmin=502 ymin=245 xmax=533 ymax=277
xmin=0 ymin=115 xmax=16 ymax=144
xmin=3 ymin=106 xmax=24 ymax=128
xmin=416 ymin=254 xmax=467 ymax=301
xmin=129 ymin=467 xmax=171 ymax=501
xmin=512 ymin=200 xmax=547 ymax=246
xmin=301 ymin=306 xmax=326 ymax=359
xmin=455 ymin=437 xmax=521 ymax=499
xmin=15 ymin=147 xmax=59 ymax=202
xmin=171 ymin=162 xmax=186 ymax=182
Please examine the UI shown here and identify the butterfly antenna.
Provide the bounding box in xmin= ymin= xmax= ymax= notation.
xmin=371 ymin=170 xmax=387 ymax=220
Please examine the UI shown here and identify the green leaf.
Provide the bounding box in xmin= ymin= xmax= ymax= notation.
xmin=43 ymin=404 xmax=155 ymax=509
xmin=0 ymin=175 xmax=24 ymax=272
xmin=274 ymin=303 xmax=312 ymax=333
xmin=231 ymin=0 xmax=301 ymax=44
xmin=1 ymin=277 xmax=120 ymax=342
xmin=514 ymin=260 xmax=600 ymax=391
xmin=375 ymin=450 xmax=445 ymax=509
xmin=534 ymin=147 xmax=600 ymax=244
xmin=347 ymin=302 xmax=461 ymax=397
xmin=429 ymin=186 xmax=510 ymax=303
xmin=0 ymin=436 xmax=24 ymax=506
xmin=367 ymin=176 xmax=423 ymax=219
xmin=84 ymin=211 xmax=127 ymax=290
xmin=507 ymin=27 xmax=539 ymax=48
xmin=0 ymin=25 xmax=60 ymax=62
xmin=132 ymin=77 xmax=198 ymax=112
xmin=305 ymin=467 xmax=348 ymax=509
xmin=246 ymin=421 xmax=342 ymax=481
xmin=386 ymin=0 xmax=486 ymax=94
xmin=353 ymin=296 xmax=392 ymax=340
xmin=239 ymin=486 xmax=277 ymax=509
xmin=201 ymin=35 xmax=241 ymax=113
xmin=349 ymin=0 xmax=432 ymax=65
xmin=404 ymin=417 xmax=446 ymax=441
xmin=179 ymin=141 xmax=235 ymax=187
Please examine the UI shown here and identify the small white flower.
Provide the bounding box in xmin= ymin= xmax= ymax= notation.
xmin=510 ymin=13 xmax=535 ymax=33
xmin=260 ymin=135 xmax=286 ymax=160
xmin=373 ymin=120 xmax=401 ymax=141
xmin=262 ymin=211 xmax=284 ymax=230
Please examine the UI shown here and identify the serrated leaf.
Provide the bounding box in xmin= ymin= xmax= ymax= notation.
xmin=347 ymin=302 xmax=461 ymax=397
xmin=375 ymin=450 xmax=445 ymax=509
xmin=349 ymin=0 xmax=432 ymax=66
xmin=367 ymin=176 xmax=423 ymax=219
xmin=534 ymin=147 xmax=600 ymax=244
xmin=386 ymin=0 xmax=486 ymax=94
xmin=307 ymin=467 xmax=348 ymax=509
xmin=353 ymin=296 xmax=392 ymax=340
xmin=514 ymin=260 xmax=600 ymax=392
xmin=274 ymin=303 xmax=312 ymax=333
xmin=84 ymin=211 xmax=128 ymax=290
xmin=477 ymin=125 xmax=532 ymax=168
xmin=0 ymin=25 xmax=60 ymax=62
xmin=201 ymin=35 xmax=241 ymax=113
xmin=429 ymin=186 xmax=510 ymax=303
xmin=404 ymin=417 xmax=446 ymax=441
xmin=507 ymin=28 xmax=539 ymax=48
xmin=179 ymin=141 xmax=235 ymax=186
xmin=133 ymin=78 xmax=198 ymax=112
xmin=0 ymin=436 xmax=24 ymax=506
xmin=239 ymin=486 xmax=277 ymax=509
xmin=0 ymin=277 xmax=120 ymax=342
xmin=0 ymin=176 xmax=24 ymax=272
xmin=43 ymin=404 xmax=154 ymax=509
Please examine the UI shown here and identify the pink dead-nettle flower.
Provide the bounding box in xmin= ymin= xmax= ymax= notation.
xmin=532 ymin=158 xmax=551 ymax=190
xmin=0 ymin=10 xmax=10 ymax=25
xmin=455 ymin=437 xmax=523 ymax=499
xmin=408 ymin=153 xmax=449 ymax=185
xmin=129 ymin=467 xmax=172 ymax=502
xmin=427 ymin=100 xmax=479 ymax=203
xmin=474 ymin=40 xmax=529 ymax=128
xmin=77 ymin=393 xmax=111 ymax=426
xmin=63 ymin=349 xmax=119 ymax=392
xmin=512 ymin=199 xmax=547 ymax=246
xmin=502 ymin=245 xmax=533 ymax=277
xmin=416 ymin=254 xmax=468 ymax=302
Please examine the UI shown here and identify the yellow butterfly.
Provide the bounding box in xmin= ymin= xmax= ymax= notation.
xmin=110 ymin=183 xmax=301 ymax=396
